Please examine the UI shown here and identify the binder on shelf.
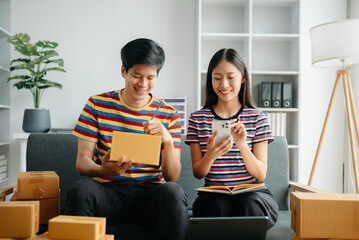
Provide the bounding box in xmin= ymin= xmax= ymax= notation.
xmin=282 ymin=82 xmax=293 ymax=108
xmin=259 ymin=82 xmax=271 ymax=108
xmin=0 ymin=154 xmax=5 ymax=160
xmin=271 ymin=82 xmax=282 ymax=108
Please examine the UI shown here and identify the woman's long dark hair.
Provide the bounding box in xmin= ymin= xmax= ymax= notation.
xmin=203 ymin=48 xmax=256 ymax=109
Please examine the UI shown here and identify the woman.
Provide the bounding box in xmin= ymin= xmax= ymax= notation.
xmin=185 ymin=48 xmax=278 ymax=228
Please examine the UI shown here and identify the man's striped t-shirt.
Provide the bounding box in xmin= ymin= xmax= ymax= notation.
xmin=73 ymin=90 xmax=181 ymax=184
xmin=185 ymin=107 xmax=273 ymax=187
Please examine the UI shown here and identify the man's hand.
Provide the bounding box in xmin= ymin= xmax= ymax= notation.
xmin=100 ymin=150 xmax=137 ymax=176
xmin=143 ymin=120 xmax=172 ymax=145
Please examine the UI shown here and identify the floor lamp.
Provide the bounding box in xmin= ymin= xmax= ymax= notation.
xmin=308 ymin=19 xmax=359 ymax=193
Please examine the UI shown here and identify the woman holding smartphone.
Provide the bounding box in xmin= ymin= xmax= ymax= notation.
xmin=185 ymin=48 xmax=278 ymax=228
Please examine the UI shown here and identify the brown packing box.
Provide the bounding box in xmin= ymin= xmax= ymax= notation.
xmin=48 ymin=215 xmax=106 ymax=240
xmin=0 ymin=233 xmax=114 ymax=240
xmin=291 ymin=192 xmax=359 ymax=239
xmin=17 ymin=171 xmax=59 ymax=199
xmin=110 ymin=131 xmax=161 ymax=166
xmin=11 ymin=190 xmax=60 ymax=224
xmin=293 ymin=234 xmax=348 ymax=240
xmin=0 ymin=201 xmax=39 ymax=238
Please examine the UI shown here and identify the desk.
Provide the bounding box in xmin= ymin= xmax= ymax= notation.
xmin=13 ymin=133 xmax=30 ymax=172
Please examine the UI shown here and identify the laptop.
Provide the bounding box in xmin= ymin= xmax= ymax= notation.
xmin=188 ymin=216 xmax=269 ymax=240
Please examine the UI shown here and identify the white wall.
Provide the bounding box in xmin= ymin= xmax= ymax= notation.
xmin=8 ymin=0 xmax=197 ymax=183
xmin=345 ymin=0 xmax=359 ymax=193
xmin=299 ymin=0 xmax=347 ymax=192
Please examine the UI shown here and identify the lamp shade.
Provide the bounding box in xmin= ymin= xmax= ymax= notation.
xmin=310 ymin=19 xmax=359 ymax=68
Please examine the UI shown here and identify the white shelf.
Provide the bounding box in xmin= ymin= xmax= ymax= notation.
xmin=0 ymin=104 xmax=10 ymax=109
xmin=202 ymin=33 xmax=250 ymax=39
xmin=0 ymin=66 xmax=10 ymax=73
xmin=198 ymin=0 xmax=300 ymax=181
xmin=259 ymin=108 xmax=298 ymax=113
xmin=251 ymin=70 xmax=299 ymax=75
xmin=0 ymin=178 xmax=9 ymax=184
xmin=0 ymin=0 xmax=11 ymax=187
xmin=288 ymin=145 xmax=299 ymax=149
xmin=252 ymin=33 xmax=299 ymax=40
xmin=0 ymin=27 xmax=10 ymax=38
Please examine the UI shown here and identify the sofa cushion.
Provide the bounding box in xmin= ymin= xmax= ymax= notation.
xmin=26 ymin=133 xmax=87 ymax=214
xmin=264 ymin=136 xmax=290 ymax=210
xmin=266 ymin=210 xmax=294 ymax=240
xmin=177 ymin=135 xmax=204 ymax=210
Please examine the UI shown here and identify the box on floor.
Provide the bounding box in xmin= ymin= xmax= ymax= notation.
xmin=291 ymin=192 xmax=359 ymax=239
xmin=11 ymin=190 xmax=59 ymax=224
xmin=0 ymin=232 xmax=114 ymax=240
xmin=49 ymin=215 xmax=106 ymax=240
xmin=0 ymin=201 xmax=39 ymax=238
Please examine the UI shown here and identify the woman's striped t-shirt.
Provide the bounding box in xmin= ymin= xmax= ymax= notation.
xmin=185 ymin=106 xmax=273 ymax=187
xmin=73 ymin=89 xmax=181 ymax=184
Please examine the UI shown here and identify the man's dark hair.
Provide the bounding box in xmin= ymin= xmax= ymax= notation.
xmin=121 ymin=38 xmax=165 ymax=73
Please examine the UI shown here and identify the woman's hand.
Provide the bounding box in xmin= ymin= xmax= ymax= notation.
xmin=230 ymin=119 xmax=247 ymax=147
xmin=143 ymin=120 xmax=173 ymax=146
xmin=205 ymin=131 xmax=233 ymax=160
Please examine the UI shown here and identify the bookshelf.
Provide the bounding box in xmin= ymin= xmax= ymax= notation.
xmin=0 ymin=0 xmax=11 ymax=186
xmin=197 ymin=0 xmax=300 ymax=180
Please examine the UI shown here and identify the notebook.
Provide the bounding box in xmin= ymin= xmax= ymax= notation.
xmin=188 ymin=216 xmax=269 ymax=240
xmin=110 ymin=131 xmax=162 ymax=166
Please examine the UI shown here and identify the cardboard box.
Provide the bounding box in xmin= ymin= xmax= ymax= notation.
xmin=0 ymin=232 xmax=114 ymax=240
xmin=48 ymin=215 xmax=106 ymax=240
xmin=110 ymin=131 xmax=161 ymax=165
xmin=31 ymin=232 xmax=114 ymax=240
xmin=17 ymin=171 xmax=59 ymax=199
xmin=291 ymin=192 xmax=359 ymax=239
xmin=0 ymin=201 xmax=39 ymax=238
xmin=11 ymin=190 xmax=60 ymax=224
xmin=293 ymin=234 xmax=345 ymax=240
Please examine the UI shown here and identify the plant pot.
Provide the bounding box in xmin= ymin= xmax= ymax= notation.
xmin=22 ymin=109 xmax=51 ymax=133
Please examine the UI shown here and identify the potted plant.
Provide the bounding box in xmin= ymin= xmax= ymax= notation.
xmin=7 ymin=33 xmax=66 ymax=132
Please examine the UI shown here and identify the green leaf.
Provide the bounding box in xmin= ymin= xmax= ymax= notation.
xmin=10 ymin=58 xmax=30 ymax=65
xmin=9 ymin=63 xmax=30 ymax=71
xmin=13 ymin=80 xmax=36 ymax=90
xmin=36 ymin=40 xmax=59 ymax=49
xmin=7 ymin=75 xmax=32 ymax=82
xmin=44 ymin=58 xmax=64 ymax=67
xmin=42 ymin=50 xmax=59 ymax=59
xmin=41 ymin=67 xmax=66 ymax=73
xmin=37 ymin=79 xmax=63 ymax=89
xmin=7 ymin=33 xmax=31 ymax=46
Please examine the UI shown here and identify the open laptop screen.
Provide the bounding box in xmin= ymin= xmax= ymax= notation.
xmin=188 ymin=216 xmax=269 ymax=240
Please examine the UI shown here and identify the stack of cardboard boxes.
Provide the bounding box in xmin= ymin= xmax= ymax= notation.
xmin=291 ymin=192 xmax=359 ymax=240
xmin=0 ymin=171 xmax=113 ymax=240
xmin=11 ymin=171 xmax=60 ymax=224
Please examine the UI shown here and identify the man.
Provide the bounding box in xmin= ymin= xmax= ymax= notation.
xmin=65 ymin=38 xmax=188 ymax=240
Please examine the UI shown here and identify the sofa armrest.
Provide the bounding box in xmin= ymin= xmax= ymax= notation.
xmin=0 ymin=182 xmax=17 ymax=201
xmin=289 ymin=181 xmax=326 ymax=193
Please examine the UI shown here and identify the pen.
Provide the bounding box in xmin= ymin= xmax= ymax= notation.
xmin=151 ymin=98 xmax=165 ymax=120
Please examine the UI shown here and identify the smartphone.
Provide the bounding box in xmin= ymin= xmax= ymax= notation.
xmin=211 ymin=120 xmax=231 ymax=145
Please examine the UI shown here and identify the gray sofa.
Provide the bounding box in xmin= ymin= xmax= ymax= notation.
xmin=24 ymin=133 xmax=294 ymax=239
